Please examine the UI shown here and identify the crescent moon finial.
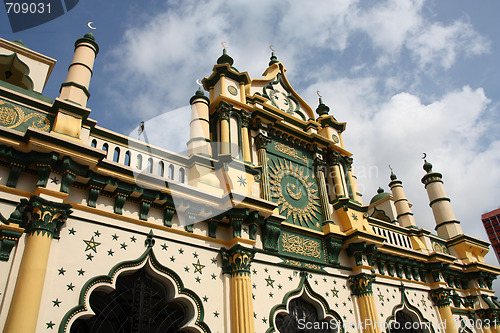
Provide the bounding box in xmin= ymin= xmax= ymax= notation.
xmin=196 ymin=79 xmax=202 ymax=87
xmin=389 ymin=164 xmax=393 ymax=171
xmin=422 ymin=153 xmax=427 ymax=160
xmin=270 ymin=45 xmax=275 ymax=52
xmin=316 ymin=91 xmax=322 ymax=98
xmin=221 ymin=41 xmax=228 ymax=49
xmin=88 ymin=22 xmax=96 ymax=30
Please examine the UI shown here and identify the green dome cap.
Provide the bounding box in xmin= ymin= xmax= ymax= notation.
xmin=316 ymin=97 xmax=330 ymax=116
xmin=217 ymin=48 xmax=234 ymax=66
xmin=269 ymin=52 xmax=279 ymax=66
xmin=370 ymin=187 xmax=390 ymax=204
xmin=390 ymin=171 xmax=397 ymax=181
xmin=423 ymin=160 xmax=433 ymax=173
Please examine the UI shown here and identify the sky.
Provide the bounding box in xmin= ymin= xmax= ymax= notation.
xmin=1 ymin=0 xmax=500 ymax=276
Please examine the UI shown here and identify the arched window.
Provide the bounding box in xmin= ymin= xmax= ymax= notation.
xmin=168 ymin=165 xmax=174 ymax=180
xmin=147 ymin=158 xmax=153 ymax=173
xmin=276 ymin=298 xmax=338 ymax=333
xmin=158 ymin=161 xmax=164 ymax=177
xmin=91 ymin=139 xmax=97 ymax=148
xmin=390 ymin=310 xmax=426 ymax=333
xmin=179 ymin=168 xmax=185 ymax=183
xmin=124 ymin=151 xmax=131 ymax=166
xmin=113 ymin=147 xmax=120 ymax=163
xmin=136 ymin=154 xmax=143 ymax=170
xmin=70 ymin=268 xmax=187 ymax=332
xmin=102 ymin=143 xmax=108 ymax=157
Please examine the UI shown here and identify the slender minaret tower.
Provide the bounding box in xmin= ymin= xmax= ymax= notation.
xmin=187 ymin=88 xmax=211 ymax=157
xmin=52 ymin=31 xmax=99 ymax=139
xmin=421 ymin=159 xmax=463 ymax=239
xmin=389 ymin=171 xmax=417 ymax=228
xmin=59 ymin=31 xmax=99 ymax=108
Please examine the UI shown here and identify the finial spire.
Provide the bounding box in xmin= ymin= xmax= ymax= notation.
xmin=316 ymin=91 xmax=329 ymax=117
xmin=269 ymin=45 xmax=279 ymax=66
xmin=217 ymin=43 xmax=234 ymax=66
xmin=422 ymin=153 xmax=433 ymax=173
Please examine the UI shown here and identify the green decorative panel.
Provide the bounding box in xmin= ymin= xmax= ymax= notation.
xmin=279 ymin=230 xmax=324 ymax=263
xmin=267 ymin=136 xmax=322 ymax=231
xmin=0 ymin=99 xmax=52 ymax=132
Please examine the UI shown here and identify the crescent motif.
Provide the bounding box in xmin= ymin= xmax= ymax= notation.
xmin=270 ymin=45 xmax=275 ymax=52
xmin=88 ymin=22 xmax=96 ymax=30
xmin=196 ymin=79 xmax=202 ymax=87
xmin=221 ymin=41 xmax=228 ymax=49
xmin=422 ymin=153 xmax=427 ymax=159
xmin=316 ymin=91 xmax=322 ymax=98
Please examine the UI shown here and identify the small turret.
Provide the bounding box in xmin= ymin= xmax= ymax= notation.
xmin=187 ymin=87 xmax=211 ymax=157
xmin=389 ymin=171 xmax=417 ymax=228
xmin=421 ymin=159 xmax=463 ymax=239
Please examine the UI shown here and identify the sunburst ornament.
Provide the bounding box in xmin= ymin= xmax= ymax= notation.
xmin=269 ymin=159 xmax=320 ymax=226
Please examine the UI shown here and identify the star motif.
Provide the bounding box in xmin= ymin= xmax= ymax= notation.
xmin=351 ymin=213 xmax=358 ymax=221
xmin=193 ymin=252 xmax=198 ymax=258
xmin=108 ymin=249 xmax=114 ymax=256
xmin=130 ymin=236 xmax=137 ymax=242
xmin=52 ymin=298 xmax=61 ymax=307
xmin=67 ymin=283 xmax=75 ymax=291
xmin=58 ymin=267 xmax=66 ymax=275
xmin=120 ymin=242 xmax=127 ymax=250
xmin=237 ymin=175 xmax=247 ymax=187
xmin=178 ymin=248 xmax=184 ymax=254
xmin=265 ymin=276 xmax=275 ymax=288
xmin=264 ymin=268 xmax=269 ymax=273
xmin=68 ymin=228 xmax=76 ymax=235
xmin=46 ymin=321 xmax=55 ymax=329
xmin=211 ymin=273 xmax=216 ymax=280
xmin=192 ymin=259 xmax=205 ymax=274
xmin=203 ymin=296 xmax=208 ymax=302
xmin=195 ymin=277 xmax=201 ymax=283
xmin=314 ymin=280 xmax=318 ymax=285
xmin=331 ymin=288 xmax=339 ymax=297
xmin=326 ymin=292 xmax=329 ymax=297
xmin=252 ymin=269 xmax=257 ymax=275
xmin=50 ymin=176 xmax=59 ymax=184
xmin=421 ymin=299 xmax=427 ymax=306
xmin=86 ymin=253 xmax=94 ymax=261
xmin=170 ymin=256 xmax=175 ymax=262
xmin=112 ymin=234 xmax=119 ymax=240
xmin=269 ymin=292 xmax=273 ymax=298
xmin=278 ymin=284 xmax=282 ymax=290
xmin=288 ymin=275 xmax=293 ymax=281
xmin=211 ymin=258 xmax=217 ymax=264
xmin=161 ymin=243 xmax=168 ymax=251
xmin=277 ymin=270 xmax=281 ymax=275
xmin=378 ymin=293 xmax=384 ymax=301
xmin=214 ymin=311 xmax=220 ymax=318
xmin=252 ymin=293 xmax=255 ymax=300
xmin=323 ymin=278 xmax=327 ymax=283
xmin=252 ymin=283 xmax=256 ymax=289
xmin=262 ymin=318 xmax=267 ymax=324
xmin=83 ymin=236 xmax=101 ymax=253
xmin=184 ymin=266 xmax=190 ymax=272
xmin=94 ymin=230 xmax=101 ymax=237
xmin=77 ymin=269 xmax=85 ymax=276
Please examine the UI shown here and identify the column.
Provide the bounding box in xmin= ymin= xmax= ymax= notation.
xmin=4 ymin=196 xmax=72 ymax=333
xmin=349 ymin=273 xmax=381 ymax=333
xmin=216 ymin=101 xmax=232 ymax=156
xmin=389 ymin=172 xmax=417 ymax=228
xmin=240 ymin=110 xmax=252 ymax=163
xmin=314 ymin=156 xmax=333 ymax=224
xmin=327 ymin=151 xmax=345 ymax=199
xmin=430 ymin=288 xmax=458 ymax=333
xmin=254 ymin=133 xmax=271 ymax=201
xmin=221 ymin=245 xmax=256 ymax=333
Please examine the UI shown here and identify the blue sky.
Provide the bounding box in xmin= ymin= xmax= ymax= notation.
xmin=2 ymin=1 xmax=500 ymax=270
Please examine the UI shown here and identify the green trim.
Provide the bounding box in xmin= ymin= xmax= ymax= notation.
xmin=68 ymin=62 xmax=93 ymax=76
xmin=59 ymin=81 xmax=90 ymax=98
xmin=59 ymin=245 xmax=210 ymax=333
xmin=429 ymin=196 xmax=451 ymax=207
xmin=75 ymin=36 xmax=99 ymax=55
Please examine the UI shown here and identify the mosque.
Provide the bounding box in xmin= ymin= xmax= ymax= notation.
xmin=0 ymin=31 xmax=499 ymax=333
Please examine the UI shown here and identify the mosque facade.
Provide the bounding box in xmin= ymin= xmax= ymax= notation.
xmin=0 ymin=32 xmax=499 ymax=333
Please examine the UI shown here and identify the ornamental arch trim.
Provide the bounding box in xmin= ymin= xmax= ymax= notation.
xmin=266 ymin=272 xmax=344 ymax=333
xmin=385 ymin=286 xmax=434 ymax=333
xmin=59 ymin=246 xmax=210 ymax=333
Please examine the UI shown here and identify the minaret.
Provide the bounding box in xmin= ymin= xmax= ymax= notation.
xmin=421 ymin=159 xmax=463 ymax=239
xmin=187 ymin=88 xmax=211 ymax=157
xmin=52 ymin=31 xmax=99 ymax=139
xmin=59 ymin=31 xmax=99 ymax=108
xmin=389 ymin=171 xmax=417 ymax=228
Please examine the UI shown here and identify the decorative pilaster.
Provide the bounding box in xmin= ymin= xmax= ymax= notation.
xmin=220 ymin=245 xmax=256 ymax=333
xmin=327 ymin=150 xmax=345 ymax=198
xmin=430 ymin=288 xmax=458 ymax=333
xmin=216 ymin=100 xmax=232 ymax=156
xmin=254 ymin=133 xmax=271 ymax=201
xmin=349 ymin=273 xmax=380 ymax=333
xmin=240 ymin=110 xmax=252 ymax=163
xmin=4 ymin=196 xmax=72 ymax=333
xmin=314 ymin=156 xmax=333 ymax=225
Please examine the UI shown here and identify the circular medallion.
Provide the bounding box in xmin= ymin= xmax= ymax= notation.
xmin=269 ymin=159 xmax=320 ymax=226
xmin=227 ymin=85 xmax=238 ymax=96
xmin=332 ymin=134 xmax=339 ymax=144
